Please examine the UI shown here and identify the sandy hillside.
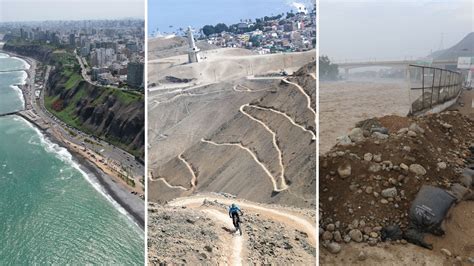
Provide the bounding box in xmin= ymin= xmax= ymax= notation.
xmin=147 ymin=62 xmax=316 ymax=209
xmin=148 ymin=36 xmax=218 ymax=61
xmin=148 ymin=48 xmax=315 ymax=85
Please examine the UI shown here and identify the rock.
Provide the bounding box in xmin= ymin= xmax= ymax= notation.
xmin=333 ymin=231 xmax=342 ymax=242
xmin=336 ymin=135 xmax=352 ymax=145
xmin=437 ymin=162 xmax=447 ymax=170
xmin=326 ymin=224 xmax=335 ymax=232
xmin=326 ymin=242 xmax=341 ymax=254
xmin=364 ymin=153 xmax=373 ymax=161
xmin=322 ymin=231 xmax=333 ymax=241
xmin=349 ymin=229 xmax=363 ymax=242
xmin=343 ymin=235 xmax=351 ymax=243
xmin=349 ymin=128 xmax=365 ymax=142
xmin=442 ymin=123 xmax=453 ymax=129
xmin=409 ymin=164 xmax=427 ymax=176
xmin=440 ymin=248 xmax=452 ymax=257
xmin=407 ymin=130 xmax=417 ymax=137
xmin=468 ymin=257 xmax=474 ymax=264
xmin=204 ymin=245 xmax=213 ymax=252
xmin=357 ymin=251 xmax=367 ymax=261
xmin=372 ymin=132 xmax=389 ymax=140
xmin=371 ymin=127 xmax=389 ymax=135
xmin=449 ymin=183 xmax=470 ymax=202
xmin=400 ymin=163 xmax=409 ymax=171
xmin=369 ymin=163 xmax=382 ymax=172
xmin=373 ymin=154 xmax=382 ymax=163
xmin=338 ymin=163 xmax=351 ymax=178
xmin=461 ymin=175 xmax=473 ymax=188
xmin=409 ymin=123 xmax=425 ymax=134
xmin=186 ymin=218 xmax=196 ymax=224
xmin=365 ymin=186 xmax=373 ymax=194
xmin=369 ymin=232 xmax=378 ymax=238
xmin=403 ymin=146 xmax=411 ymax=152
xmin=398 ymin=128 xmax=409 ymax=134
xmin=381 ymin=187 xmax=398 ymax=198
xmin=380 ymin=199 xmax=389 ymax=204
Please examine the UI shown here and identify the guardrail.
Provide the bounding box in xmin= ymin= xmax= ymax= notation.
xmin=408 ymin=64 xmax=463 ymax=115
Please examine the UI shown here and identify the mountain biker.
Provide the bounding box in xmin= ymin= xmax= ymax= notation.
xmin=229 ymin=203 xmax=243 ymax=230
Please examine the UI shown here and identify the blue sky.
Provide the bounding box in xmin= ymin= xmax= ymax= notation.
xmin=147 ymin=0 xmax=314 ymax=35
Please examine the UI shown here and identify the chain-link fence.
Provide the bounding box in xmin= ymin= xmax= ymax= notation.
xmin=408 ymin=64 xmax=462 ymax=115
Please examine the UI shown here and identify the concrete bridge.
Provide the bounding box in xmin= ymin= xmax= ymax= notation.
xmin=335 ymin=59 xmax=458 ymax=75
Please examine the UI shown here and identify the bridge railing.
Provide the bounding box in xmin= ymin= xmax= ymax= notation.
xmin=408 ymin=64 xmax=462 ymax=115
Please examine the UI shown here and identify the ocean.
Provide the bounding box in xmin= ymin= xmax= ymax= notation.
xmin=0 ymin=53 xmax=144 ymax=264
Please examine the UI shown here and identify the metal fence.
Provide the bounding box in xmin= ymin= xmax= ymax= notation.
xmin=408 ymin=65 xmax=462 ymax=115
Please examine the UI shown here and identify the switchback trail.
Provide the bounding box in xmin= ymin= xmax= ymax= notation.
xmin=201 ymin=138 xmax=288 ymax=192
xmin=282 ymin=78 xmax=316 ymax=117
xmin=240 ymin=104 xmax=288 ymax=190
xmin=178 ymin=153 xmax=198 ymax=188
xmin=249 ymin=104 xmax=316 ymax=140
xmin=168 ymin=195 xmax=317 ymax=265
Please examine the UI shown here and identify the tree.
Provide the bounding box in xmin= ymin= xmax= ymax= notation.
xmin=202 ymin=25 xmax=215 ymax=36
xmin=250 ymin=36 xmax=261 ymax=47
xmin=319 ymin=55 xmax=339 ymax=80
xmin=214 ymin=23 xmax=228 ymax=34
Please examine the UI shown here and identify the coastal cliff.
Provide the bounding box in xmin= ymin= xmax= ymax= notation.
xmin=4 ymin=40 xmax=144 ymax=159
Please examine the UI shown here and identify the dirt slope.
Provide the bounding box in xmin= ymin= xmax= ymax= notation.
xmin=148 ymin=194 xmax=316 ymax=265
xmin=148 ymin=62 xmax=316 ymax=208
xmin=319 ymin=110 xmax=474 ymax=265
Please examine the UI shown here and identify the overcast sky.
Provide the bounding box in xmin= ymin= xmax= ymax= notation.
xmin=320 ymin=0 xmax=473 ymax=61
xmin=0 ymin=0 xmax=144 ymax=22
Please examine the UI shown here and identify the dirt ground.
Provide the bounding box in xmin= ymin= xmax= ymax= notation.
xmin=321 ymin=202 xmax=474 ymax=265
xmin=319 ymin=80 xmax=410 ymax=154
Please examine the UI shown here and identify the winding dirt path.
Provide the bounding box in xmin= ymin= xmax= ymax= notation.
xmin=240 ymin=104 xmax=288 ymax=190
xmin=201 ymin=138 xmax=288 ymax=192
xmin=282 ymin=78 xmax=316 ymax=117
xmin=249 ymin=104 xmax=316 ymax=140
xmin=178 ymin=153 xmax=198 ymax=188
xmin=151 ymin=90 xmax=223 ymax=107
xmin=149 ymin=177 xmax=187 ymax=191
xmin=203 ymin=209 xmax=243 ymax=266
xmin=168 ymin=195 xmax=317 ymax=265
xmin=232 ymin=84 xmax=268 ymax=93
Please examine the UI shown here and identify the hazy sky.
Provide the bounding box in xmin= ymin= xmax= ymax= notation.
xmin=320 ymin=0 xmax=473 ymax=61
xmin=0 ymin=0 xmax=144 ymax=22
xmin=148 ymin=0 xmax=315 ymax=36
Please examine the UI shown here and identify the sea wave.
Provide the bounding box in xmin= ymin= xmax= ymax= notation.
xmin=16 ymin=116 xmax=141 ymax=230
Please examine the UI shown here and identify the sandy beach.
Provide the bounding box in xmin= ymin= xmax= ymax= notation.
xmin=319 ymin=80 xmax=410 ymax=154
xmin=2 ymin=50 xmax=145 ymax=228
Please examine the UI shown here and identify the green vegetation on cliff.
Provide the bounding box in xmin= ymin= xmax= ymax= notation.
xmin=5 ymin=39 xmax=144 ymax=159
